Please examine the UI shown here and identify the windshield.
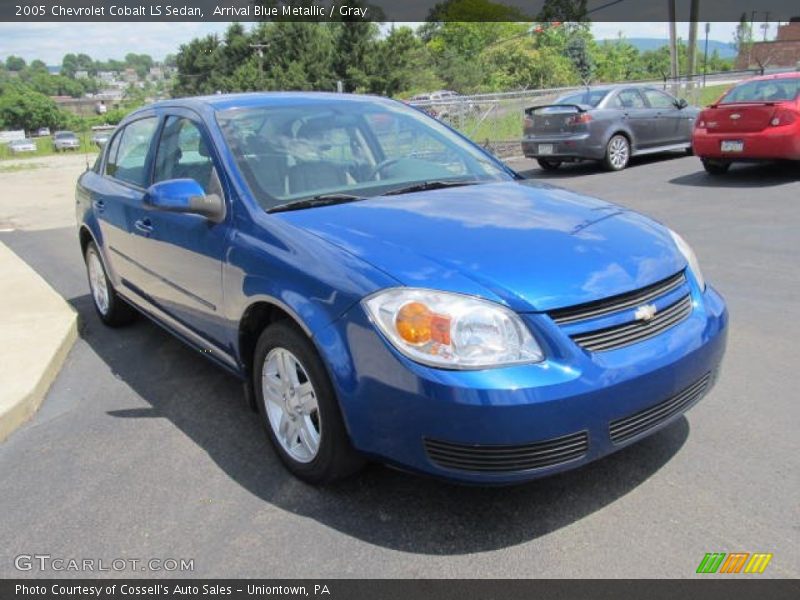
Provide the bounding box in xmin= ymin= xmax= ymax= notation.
xmin=217 ymin=98 xmax=512 ymax=211
xmin=720 ymin=78 xmax=799 ymax=104
xmin=555 ymin=89 xmax=610 ymax=107
xmin=55 ymin=132 xmax=76 ymax=139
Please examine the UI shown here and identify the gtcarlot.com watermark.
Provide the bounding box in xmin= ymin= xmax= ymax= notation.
xmin=14 ymin=554 xmax=194 ymax=573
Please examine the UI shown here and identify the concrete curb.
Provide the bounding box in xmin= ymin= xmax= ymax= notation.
xmin=0 ymin=241 xmax=78 ymax=442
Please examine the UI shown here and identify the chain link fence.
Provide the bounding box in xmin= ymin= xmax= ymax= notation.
xmin=408 ymin=69 xmax=767 ymax=158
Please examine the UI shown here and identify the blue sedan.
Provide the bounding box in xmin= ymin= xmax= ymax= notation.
xmin=76 ymin=93 xmax=728 ymax=485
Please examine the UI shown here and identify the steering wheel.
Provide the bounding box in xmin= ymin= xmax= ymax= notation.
xmin=369 ymin=157 xmax=403 ymax=181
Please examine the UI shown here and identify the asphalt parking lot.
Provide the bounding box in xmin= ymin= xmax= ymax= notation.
xmin=0 ymin=153 xmax=798 ymax=578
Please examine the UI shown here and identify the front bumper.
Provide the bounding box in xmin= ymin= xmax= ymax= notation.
xmin=521 ymin=133 xmax=606 ymax=161
xmin=693 ymin=127 xmax=800 ymax=160
xmin=318 ymin=285 xmax=728 ymax=484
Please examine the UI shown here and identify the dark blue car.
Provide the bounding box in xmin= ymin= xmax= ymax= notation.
xmin=76 ymin=93 xmax=728 ymax=485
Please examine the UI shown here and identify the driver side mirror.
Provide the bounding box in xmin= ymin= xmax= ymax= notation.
xmin=676 ymin=98 xmax=689 ymax=109
xmin=144 ymin=179 xmax=225 ymax=223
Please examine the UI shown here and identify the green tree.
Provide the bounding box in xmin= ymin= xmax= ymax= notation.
xmin=61 ymin=53 xmax=78 ymax=78
xmin=332 ymin=20 xmax=379 ymax=92
xmin=0 ymin=85 xmax=66 ymax=131
xmin=5 ymin=56 xmax=26 ymax=71
xmin=373 ymin=26 xmax=437 ymax=96
xmin=174 ymin=34 xmax=224 ymax=96
xmin=537 ymin=0 xmax=589 ymax=22
xmin=565 ymin=30 xmax=594 ymax=84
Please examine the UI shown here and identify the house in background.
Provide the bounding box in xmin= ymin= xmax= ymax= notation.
xmin=736 ymin=18 xmax=800 ymax=69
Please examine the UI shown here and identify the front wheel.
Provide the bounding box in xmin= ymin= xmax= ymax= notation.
xmin=84 ymin=241 xmax=137 ymax=326
xmin=537 ymin=158 xmax=562 ymax=171
xmin=603 ymin=134 xmax=630 ymax=171
xmin=701 ymin=158 xmax=731 ymax=175
xmin=253 ymin=321 xmax=364 ymax=485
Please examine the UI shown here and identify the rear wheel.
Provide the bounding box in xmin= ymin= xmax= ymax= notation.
xmin=537 ymin=158 xmax=562 ymax=171
xmin=253 ymin=321 xmax=364 ymax=485
xmin=603 ymin=134 xmax=630 ymax=171
xmin=701 ymin=158 xmax=731 ymax=175
xmin=84 ymin=241 xmax=137 ymax=326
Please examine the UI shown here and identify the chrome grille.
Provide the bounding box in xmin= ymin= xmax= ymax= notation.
xmin=550 ymin=271 xmax=686 ymax=325
xmin=609 ymin=372 xmax=712 ymax=444
xmin=571 ymin=294 xmax=692 ymax=352
xmin=424 ymin=431 xmax=588 ymax=473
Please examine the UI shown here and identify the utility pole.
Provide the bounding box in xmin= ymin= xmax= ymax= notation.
xmin=249 ymin=43 xmax=269 ymax=74
xmin=687 ymin=0 xmax=699 ymax=80
xmin=668 ymin=0 xmax=678 ymax=83
xmin=703 ymin=23 xmax=710 ymax=86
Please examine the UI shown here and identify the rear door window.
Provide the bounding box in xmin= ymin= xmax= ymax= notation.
xmin=613 ymin=89 xmax=647 ymax=109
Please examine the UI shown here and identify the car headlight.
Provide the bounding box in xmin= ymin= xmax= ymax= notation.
xmin=363 ymin=288 xmax=544 ymax=369
xmin=669 ymin=230 xmax=705 ymax=290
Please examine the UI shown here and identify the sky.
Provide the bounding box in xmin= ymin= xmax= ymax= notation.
xmin=0 ymin=21 xmax=780 ymax=65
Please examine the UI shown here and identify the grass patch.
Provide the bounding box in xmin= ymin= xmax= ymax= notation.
xmin=698 ymin=84 xmax=732 ymax=107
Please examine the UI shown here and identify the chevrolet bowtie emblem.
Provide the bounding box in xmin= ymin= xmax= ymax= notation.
xmin=634 ymin=304 xmax=658 ymax=322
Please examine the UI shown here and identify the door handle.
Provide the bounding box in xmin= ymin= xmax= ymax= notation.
xmin=93 ymin=199 xmax=105 ymax=213
xmin=134 ymin=218 xmax=154 ymax=235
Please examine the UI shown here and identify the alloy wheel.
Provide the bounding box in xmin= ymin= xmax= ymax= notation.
xmin=608 ymin=136 xmax=630 ymax=170
xmin=87 ymin=248 xmax=110 ymax=316
xmin=262 ymin=347 xmax=321 ymax=463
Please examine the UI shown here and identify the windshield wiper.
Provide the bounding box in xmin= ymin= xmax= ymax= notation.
xmin=268 ymin=193 xmax=365 ymax=214
xmin=381 ymin=180 xmax=485 ymax=197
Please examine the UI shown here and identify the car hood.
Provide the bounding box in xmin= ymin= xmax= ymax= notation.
xmin=276 ymin=181 xmax=685 ymax=312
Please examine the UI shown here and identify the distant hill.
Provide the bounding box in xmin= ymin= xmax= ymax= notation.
xmin=600 ymin=37 xmax=738 ymax=59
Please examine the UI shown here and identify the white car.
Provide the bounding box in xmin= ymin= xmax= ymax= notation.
xmin=53 ymin=131 xmax=80 ymax=152
xmin=8 ymin=138 xmax=37 ymax=154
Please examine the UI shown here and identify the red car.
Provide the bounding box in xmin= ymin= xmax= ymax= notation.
xmin=693 ymin=72 xmax=800 ymax=175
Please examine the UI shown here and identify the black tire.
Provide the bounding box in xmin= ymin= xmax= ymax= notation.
xmin=253 ymin=321 xmax=364 ymax=484
xmin=701 ymin=158 xmax=731 ymax=175
xmin=84 ymin=241 xmax=137 ymax=327
xmin=685 ymin=145 xmax=694 ymax=156
xmin=603 ymin=134 xmax=631 ymax=171
xmin=537 ymin=158 xmax=562 ymax=171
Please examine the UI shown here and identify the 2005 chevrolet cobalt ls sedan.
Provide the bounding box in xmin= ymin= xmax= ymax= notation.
xmin=76 ymin=93 xmax=727 ymax=485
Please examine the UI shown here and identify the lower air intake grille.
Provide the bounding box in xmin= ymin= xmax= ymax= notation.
xmin=424 ymin=431 xmax=588 ymax=473
xmin=609 ymin=372 xmax=712 ymax=444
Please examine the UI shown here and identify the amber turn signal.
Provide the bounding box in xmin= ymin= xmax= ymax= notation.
xmin=396 ymin=302 xmax=451 ymax=345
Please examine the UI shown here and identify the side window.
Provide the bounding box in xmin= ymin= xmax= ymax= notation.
xmin=643 ymin=89 xmax=677 ymax=109
xmin=154 ymin=117 xmax=218 ymax=194
xmin=104 ymin=132 xmax=122 ymax=177
xmin=108 ymin=118 xmax=158 ymax=187
xmin=615 ymin=89 xmax=646 ymax=109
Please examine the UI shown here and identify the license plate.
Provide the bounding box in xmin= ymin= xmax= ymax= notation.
xmin=538 ymin=144 xmax=554 ymax=155
xmin=721 ymin=140 xmax=744 ymax=152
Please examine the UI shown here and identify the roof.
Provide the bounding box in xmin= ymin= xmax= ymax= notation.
xmin=746 ymin=71 xmax=800 ymax=82
xmin=148 ymin=91 xmax=393 ymax=113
